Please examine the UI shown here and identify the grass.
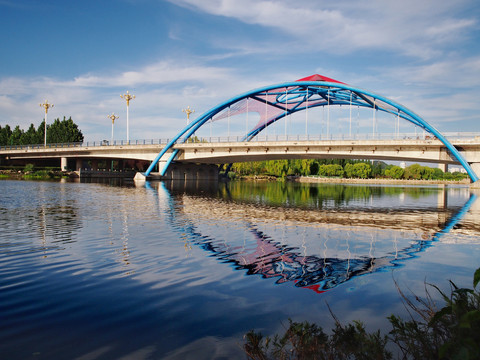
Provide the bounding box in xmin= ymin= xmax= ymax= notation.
xmin=243 ymin=267 xmax=480 ymax=360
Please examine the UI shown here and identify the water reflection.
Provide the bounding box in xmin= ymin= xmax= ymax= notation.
xmin=0 ymin=181 xmax=83 ymax=257
xmin=146 ymin=180 xmax=479 ymax=293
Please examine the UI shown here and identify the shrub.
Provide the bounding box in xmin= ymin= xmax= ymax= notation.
xmin=24 ymin=163 xmax=35 ymax=172
xmin=244 ymin=267 xmax=480 ymax=360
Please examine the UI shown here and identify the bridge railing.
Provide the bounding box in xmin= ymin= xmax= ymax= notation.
xmin=175 ymin=132 xmax=480 ymax=144
xmin=0 ymin=132 xmax=479 ymax=151
xmin=0 ymin=139 xmax=172 ymax=151
xmin=0 ymin=142 xmax=84 ymax=151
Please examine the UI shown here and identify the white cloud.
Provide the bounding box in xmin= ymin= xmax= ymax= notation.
xmin=170 ymin=0 xmax=477 ymax=59
xmin=70 ymin=60 xmax=234 ymax=88
xmin=0 ymin=58 xmax=268 ymax=140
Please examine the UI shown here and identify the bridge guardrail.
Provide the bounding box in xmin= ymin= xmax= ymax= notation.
xmin=0 ymin=132 xmax=479 ymax=151
xmin=175 ymin=132 xmax=480 ymax=144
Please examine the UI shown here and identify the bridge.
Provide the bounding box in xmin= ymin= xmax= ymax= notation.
xmin=1 ymin=74 xmax=480 ymax=182
xmin=2 ymin=134 xmax=480 ymax=181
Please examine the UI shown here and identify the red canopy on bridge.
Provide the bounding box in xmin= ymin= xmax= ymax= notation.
xmin=296 ymin=74 xmax=346 ymax=84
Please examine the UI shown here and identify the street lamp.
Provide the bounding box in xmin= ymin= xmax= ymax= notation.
xmin=120 ymin=91 xmax=135 ymax=143
xmin=182 ymin=106 xmax=195 ymax=125
xmin=39 ymin=100 xmax=54 ymax=147
xmin=107 ymin=113 xmax=119 ymax=145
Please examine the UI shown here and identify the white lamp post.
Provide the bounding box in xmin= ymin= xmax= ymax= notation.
xmin=107 ymin=113 xmax=119 ymax=145
xmin=39 ymin=100 xmax=54 ymax=147
xmin=182 ymin=106 xmax=195 ymax=125
xmin=120 ymin=91 xmax=135 ymax=143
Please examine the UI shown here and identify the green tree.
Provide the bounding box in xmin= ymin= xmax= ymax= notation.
xmin=10 ymin=125 xmax=24 ymax=145
xmin=345 ymin=162 xmax=372 ymax=179
xmin=300 ymin=159 xmax=314 ymax=176
xmin=404 ymin=164 xmax=423 ymax=180
xmin=310 ymin=161 xmax=320 ymax=175
xmin=421 ymin=167 xmax=435 ymax=180
xmin=20 ymin=123 xmax=40 ymax=145
xmin=344 ymin=163 xmax=354 ymax=178
xmin=46 ymin=116 xmax=84 ymax=143
xmin=264 ymin=160 xmax=289 ymax=177
xmin=0 ymin=125 xmax=12 ymax=146
xmin=384 ymin=165 xmax=404 ymax=179
xmin=319 ymin=164 xmax=344 ymax=177
xmin=432 ymin=168 xmax=444 ymax=180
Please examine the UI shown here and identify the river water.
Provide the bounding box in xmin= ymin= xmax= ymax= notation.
xmin=1 ymin=179 xmax=479 ymax=359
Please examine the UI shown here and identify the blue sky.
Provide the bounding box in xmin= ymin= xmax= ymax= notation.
xmin=1 ymin=0 xmax=479 ymax=141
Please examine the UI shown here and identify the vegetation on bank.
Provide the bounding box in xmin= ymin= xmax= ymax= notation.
xmin=0 ymin=164 xmax=74 ymax=180
xmin=221 ymin=180 xmax=440 ymax=210
xmin=229 ymin=159 xmax=468 ymax=182
xmin=243 ymin=267 xmax=480 ymax=360
xmin=0 ymin=117 xmax=84 ymax=146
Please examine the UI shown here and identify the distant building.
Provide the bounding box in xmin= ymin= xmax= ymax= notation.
xmin=449 ymin=166 xmax=467 ymax=173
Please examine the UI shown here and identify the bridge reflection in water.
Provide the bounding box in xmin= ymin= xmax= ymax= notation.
xmin=144 ymin=181 xmax=479 ymax=293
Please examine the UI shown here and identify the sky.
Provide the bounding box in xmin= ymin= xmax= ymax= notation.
xmin=1 ymin=0 xmax=480 ymax=142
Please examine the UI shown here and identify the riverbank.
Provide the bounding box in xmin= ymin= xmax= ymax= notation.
xmin=0 ymin=169 xmax=78 ymax=180
xmin=234 ymin=174 xmax=472 ymax=186
xmin=293 ymin=175 xmax=471 ymax=186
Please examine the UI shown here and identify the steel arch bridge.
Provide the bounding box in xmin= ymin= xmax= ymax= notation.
xmin=145 ymin=74 xmax=479 ymax=182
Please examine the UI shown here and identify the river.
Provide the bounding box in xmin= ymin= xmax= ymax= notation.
xmin=0 ymin=179 xmax=479 ymax=359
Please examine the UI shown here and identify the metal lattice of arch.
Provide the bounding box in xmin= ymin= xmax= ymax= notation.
xmin=145 ymin=74 xmax=478 ymax=182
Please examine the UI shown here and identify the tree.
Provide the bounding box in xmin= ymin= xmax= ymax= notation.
xmin=421 ymin=167 xmax=435 ymax=180
xmin=404 ymin=164 xmax=423 ymax=180
xmin=344 ymin=163 xmax=354 ymax=178
xmin=0 ymin=125 xmax=12 ymax=146
xmin=21 ymin=124 xmax=40 ymax=145
xmin=353 ymin=163 xmax=372 ymax=178
xmin=385 ymin=166 xmax=404 ymax=179
xmin=46 ymin=116 xmax=84 ymax=144
xmin=432 ymin=168 xmax=444 ymax=180
xmin=318 ymin=164 xmax=344 ymax=177
xmin=10 ymin=125 xmax=24 ymax=145
xmin=264 ymin=160 xmax=289 ymax=177
xmin=0 ymin=117 xmax=83 ymax=146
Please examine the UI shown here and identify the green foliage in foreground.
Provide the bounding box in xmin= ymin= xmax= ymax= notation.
xmin=244 ymin=268 xmax=480 ymax=360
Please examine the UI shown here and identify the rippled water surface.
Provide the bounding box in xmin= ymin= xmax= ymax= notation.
xmin=1 ymin=179 xmax=479 ymax=359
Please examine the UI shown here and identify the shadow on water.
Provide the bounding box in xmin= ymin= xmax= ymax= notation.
xmin=144 ymin=179 xmax=478 ymax=293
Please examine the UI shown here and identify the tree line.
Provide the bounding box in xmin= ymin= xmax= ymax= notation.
xmin=0 ymin=117 xmax=84 ymax=146
xmin=230 ymin=159 xmax=468 ymax=181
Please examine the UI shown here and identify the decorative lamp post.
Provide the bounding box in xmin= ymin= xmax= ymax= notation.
xmin=39 ymin=100 xmax=54 ymax=147
xmin=182 ymin=106 xmax=195 ymax=125
xmin=120 ymin=91 xmax=135 ymax=143
xmin=107 ymin=113 xmax=119 ymax=145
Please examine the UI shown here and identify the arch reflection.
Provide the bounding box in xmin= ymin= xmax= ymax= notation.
xmin=145 ymin=181 xmax=479 ymax=293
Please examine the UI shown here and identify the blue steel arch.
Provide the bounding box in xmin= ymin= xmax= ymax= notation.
xmin=145 ymin=78 xmax=479 ymax=182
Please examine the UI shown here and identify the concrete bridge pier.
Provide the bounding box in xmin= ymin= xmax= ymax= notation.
xmin=164 ymin=163 xmax=219 ymax=181
xmin=470 ymin=163 xmax=480 ymax=188
xmin=61 ymin=157 xmax=67 ymax=171
xmin=471 ymin=163 xmax=480 ymax=179
xmin=75 ymin=159 xmax=83 ymax=171
xmin=135 ymin=163 xmax=219 ymax=182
